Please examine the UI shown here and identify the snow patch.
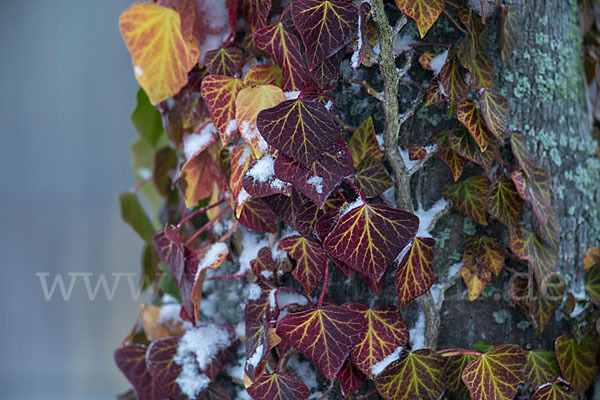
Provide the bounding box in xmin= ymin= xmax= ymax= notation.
xmin=184 ymin=123 xmax=216 ymax=160
xmin=341 ymin=197 xmax=365 ymax=216
xmin=197 ymin=242 xmax=228 ymax=278
xmin=247 ymin=283 xmax=262 ymax=301
xmin=307 ymin=175 xmax=324 ymax=194
xmin=238 ymin=230 xmax=269 ymax=273
xmin=393 ymin=34 xmax=414 ymax=55
xmin=284 ymin=91 xmax=300 ymax=100
xmin=371 ymin=346 xmax=404 ymax=376
xmin=247 ymin=344 xmax=264 ymax=367
xmin=409 ymin=311 xmax=426 ymax=350
xmin=430 ymin=50 xmax=448 ymax=75
xmin=414 ymin=199 xmax=449 ymax=238
xmin=134 ymin=65 xmax=143 ymax=76
xmin=350 ymin=11 xmax=364 ymax=69
xmin=225 ymin=119 xmax=238 ymax=137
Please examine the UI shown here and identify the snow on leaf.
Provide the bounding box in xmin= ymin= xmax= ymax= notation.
xmin=230 ymin=144 xmax=254 ymax=217
xmin=240 ymin=0 xmax=272 ymax=32
xmin=178 ymin=151 xmax=214 ymax=208
xmin=351 ymin=2 xmax=372 ymax=70
xmin=375 ymin=349 xmax=446 ymax=400
xmin=337 ymin=358 xmax=366 ymax=396
xmin=278 ymin=235 xmax=328 ymax=295
xmin=246 ymin=373 xmax=309 ymax=400
xmin=523 ymin=350 xmax=560 ymax=389
xmin=439 ymin=49 xmax=469 ymax=103
xmin=395 ymin=237 xmax=436 ymax=308
xmin=119 ymin=3 xmax=199 ymax=104
xmin=236 ymin=85 xmax=286 ymax=158
xmin=500 ymin=4 xmax=519 ymax=63
xmin=510 ymin=130 xmax=537 ymax=179
xmin=394 ymin=0 xmax=445 ymax=38
xmin=457 ymin=98 xmax=495 ymax=153
xmin=276 ymin=303 xmax=365 ymax=380
xmin=257 ymin=99 xmax=341 ymax=168
xmin=254 ymin=23 xmax=312 ymax=91
xmin=250 ymin=246 xmax=293 ymax=279
xmin=292 ymin=0 xmax=358 ymax=70
xmin=355 ymin=158 xmax=394 ymax=198
xmin=486 ymin=178 xmax=522 ymax=229
xmin=554 ymin=335 xmax=599 ymax=394
xmin=350 ymin=306 xmax=409 ymax=378
xmin=183 ymin=122 xmax=217 ymax=161
xmin=114 ymin=344 xmax=166 ymax=400
xmin=201 ymin=75 xmax=245 ymax=144
xmin=204 ymin=46 xmax=245 ymax=77
xmin=508 ymin=227 xmax=558 ymax=290
xmin=243 ymin=154 xmax=292 ymax=198
xmin=443 ymin=355 xmax=477 ymax=400
xmin=349 ymin=116 xmax=382 ymax=167
xmin=461 ymin=344 xmax=526 ymax=400
xmin=323 ymin=203 xmax=419 ymax=282
xmin=479 ymin=90 xmax=509 ymax=140
xmin=273 ymin=138 xmax=353 ymax=208
xmin=238 ymin=198 xmax=277 ymax=233
xmin=511 ymin=168 xmax=553 ymax=227
xmin=442 ymin=175 xmax=490 ymax=225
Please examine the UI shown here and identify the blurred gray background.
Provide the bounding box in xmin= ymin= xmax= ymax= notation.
xmin=0 ymin=1 xmax=148 ymax=398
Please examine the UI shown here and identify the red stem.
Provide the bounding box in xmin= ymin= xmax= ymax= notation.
xmin=207 ymin=271 xmax=248 ymax=281
xmin=178 ymin=198 xmax=226 ymax=228
xmin=185 ymin=205 xmax=230 ymax=245
xmin=130 ymin=178 xmax=151 ymax=193
xmin=344 ymin=177 xmax=366 ymax=203
xmin=279 ymin=2 xmax=292 ymax=22
xmin=318 ymin=265 xmax=329 ymax=308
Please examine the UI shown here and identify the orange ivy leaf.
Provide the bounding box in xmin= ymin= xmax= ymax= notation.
xmin=584 ymin=247 xmax=600 ymax=272
xmin=500 ymin=4 xmax=519 ymax=63
xmin=462 ymin=344 xmax=526 ymax=400
xmin=201 ymin=75 xmax=245 ymax=144
xmin=355 ymin=158 xmax=394 ymax=198
xmin=439 ymin=49 xmax=469 ymax=103
xmin=246 ymin=373 xmax=309 ymax=400
xmin=119 ymin=3 xmax=199 ymax=104
xmin=442 ymin=175 xmax=490 ymax=225
xmin=323 ymin=203 xmax=419 ymax=282
xmin=443 ymin=355 xmax=477 ymax=400
xmin=204 ymin=46 xmax=245 ymax=77
xmin=523 ymin=350 xmax=560 ymax=389
xmin=278 ymin=235 xmax=328 ymax=295
xmin=509 ymin=227 xmax=558 ymax=289
xmin=510 ymin=130 xmax=537 ymax=179
xmin=479 ymin=90 xmax=509 ymax=140
xmin=350 ymin=306 xmax=409 ymax=378
xmin=292 ymin=0 xmax=358 ymax=70
xmin=243 ymin=64 xmax=283 ymax=87
xmin=240 ymin=0 xmax=272 ymax=32
xmin=461 ymin=263 xmax=492 ymax=301
xmin=394 ymin=0 xmax=445 ymax=38
xmin=236 ymin=84 xmax=286 ymax=158
xmin=254 ymin=23 xmax=312 ymax=91
xmin=276 ymin=303 xmax=365 ymax=380
xmin=457 ymin=98 xmax=495 ymax=152
xmin=511 ymin=168 xmax=553 ymax=227
xmin=178 ymin=151 xmax=214 ymax=208
xmin=375 ymin=349 xmax=446 ymax=400
xmin=349 ymin=116 xmax=382 ymax=167
xmin=433 ymin=130 xmax=469 ymax=181
xmin=257 ymin=99 xmax=341 ymax=168
xmin=395 ymin=237 xmax=436 ymax=308
xmin=419 ymin=51 xmax=436 ymax=70
xmin=554 ymin=335 xmax=599 ymax=394
xmin=486 ymin=178 xmax=522 ymax=229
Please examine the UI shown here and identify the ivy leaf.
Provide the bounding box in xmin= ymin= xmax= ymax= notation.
xmin=583 ymin=247 xmax=600 ymax=272
xmin=243 ymin=64 xmax=282 ymax=87
xmin=425 ymin=78 xmax=447 ymax=106
xmin=555 ymin=335 xmax=599 ymax=393
xmin=511 ymin=168 xmax=553 ymax=227
xmin=433 ymin=130 xmax=469 ymax=181
xmin=439 ymin=49 xmax=469 ymax=103
xmin=119 ymin=3 xmax=199 ymax=104
xmin=419 ymin=51 xmax=436 ymax=70
xmin=586 ymin=263 xmax=600 ymax=305
xmin=394 ymin=0 xmax=445 ymax=38
xmin=486 ymin=178 xmax=523 ymax=229
xmin=201 ymin=75 xmax=245 ymax=144
xmin=461 ymin=263 xmax=492 ymax=301
xmin=448 ymin=128 xmax=498 ymax=176
xmin=153 ymin=226 xmax=185 ymax=286
xmin=444 ymin=355 xmax=477 ymax=400
xmin=145 ymin=337 xmax=185 ymax=399
xmin=528 ymin=275 xmax=565 ymax=332
xmin=375 ymin=349 xmax=446 ymax=400
xmin=323 ymin=203 xmax=419 ymax=282
xmin=245 ymin=291 xmax=273 ymax=382
xmin=114 ymin=344 xmax=166 ymax=400
xmin=178 ymin=151 xmax=214 ymax=208
xmin=236 ymin=85 xmax=286 ymax=158
xmin=230 ymin=144 xmax=254 ymax=216
xmin=351 ymin=2 xmax=372 ymax=69
xmin=349 ymin=116 xmax=382 ymax=167
xmin=197 ymin=384 xmax=231 ymax=400
xmin=275 ymin=303 xmax=365 ymax=380
xmin=462 ymin=344 xmax=526 ymax=400
xmin=409 ymin=142 xmax=427 ymax=160
xmin=257 ymin=99 xmax=341 ymax=168
xmin=132 ymin=88 xmax=164 ymax=147
xmin=531 ymin=383 xmax=578 ymax=400
xmin=395 ymin=237 xmax=436 ymax=308
xmin=350 ymin=306 xmax=409 ymax=378
xmin=500 ymin=4 xmax=519 ymax=63
xmin=263 ymin=190 xmax=304 ymax=229
xmin=240 ymin=0 xmax=272 ymax=32
xmin=274 ymin=138 xmax=353 ymax=208
xmin=355 ymin=158 xmax=394 ymax=198
xmin=310 ymin=50 xmax=345 ymax=87
xmin=119 ymin=192 xmax=156 ymax=244
xmin=509 ymin=227 xmax=558 ymax=289
xmin=510 ymin=130 xmax=537 ymax=179
xmin=442 ymin=175 xmax=490 ymax=225
xmin=238 ymin=198 xmax=277 ymax=233
xmin=246 ymin=373 xmax=309 ymax=400
xmin=337 ymin=358 xmax=366 ymax=397
xmin=204 ymin=46 xmax=245 ymax=77
xmin=250 ymin=246 xmax=293 ymax=280
xmin=463 ymin=236 xmax=505 ymax=276
xmin=457 ymin=99 xmax=495 ymax=152
xmin=278 ymin=235 xmax=328 ymax=295
xmin=254 ymin=23 xmax=312 ymax=91
xmin=479 ymin=90 xmax=509 ymax=140
xmin=292 ymin=0 xmax=358 ymax=70
xmin=523 ymin=350 xmax=560 ymax=389
xmin=465 ymin=42 xmax=494 ymax=90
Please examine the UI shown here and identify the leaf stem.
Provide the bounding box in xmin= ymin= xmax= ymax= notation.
xmin=317 ymin=386 xmax=334 ymax=400
xmin=437 ymin=348 xmax=482 ymax=357
xmin=279 ymin=1 xmax=292 ymax=22
xmin=442 ymin=9 xmax=468 ymax=34
xmin=218 ymin=221 xmax=239 ymax=243
xmin=207 ymin=271 xmax=248 ymax=281
xmin=178 ymin=198 xmax=226 ymax=228
xmin=318 ymin=264 xmax=329 ymax=308
xmin=185 ymin=205 xmax=230 ymax=245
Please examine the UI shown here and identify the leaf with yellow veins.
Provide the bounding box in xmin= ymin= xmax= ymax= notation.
xmin=394 ymin=0 xmax=445 ymax=38
xmin=201 ymin=75 xmax=245 ymax=145
xmin=119 ymin=3 xmax=199 ymax=104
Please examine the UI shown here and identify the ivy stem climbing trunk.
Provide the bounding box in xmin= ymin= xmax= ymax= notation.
xmin=371 ymin=0 xmax=441 ymax=349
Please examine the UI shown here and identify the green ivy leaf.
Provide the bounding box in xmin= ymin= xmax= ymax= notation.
xmin=554 ymin=335 xmax=599 ymax=393
xmin=119 ymin=192 xmax=156 ymax=243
